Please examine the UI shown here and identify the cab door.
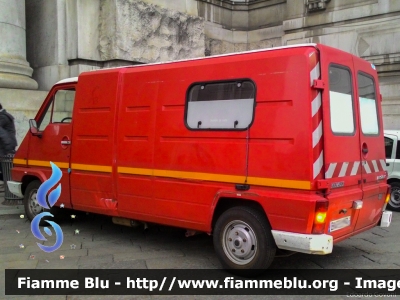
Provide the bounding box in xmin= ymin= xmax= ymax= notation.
xmin=353 ymin=59 xmax=387 ymax=230
xmin=319 ymin=45 xmax=362 ymax=237
xmin=28 ymin=85 xmax=76 ymax=208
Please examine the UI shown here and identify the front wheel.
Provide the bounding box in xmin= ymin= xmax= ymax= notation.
xmin=213 ymin=206 xmax=276 ymax=275
xmin=388 ymin=182 xmax=400 ymax=212
xmin=24 ymin=180 xmax=44 ymax=221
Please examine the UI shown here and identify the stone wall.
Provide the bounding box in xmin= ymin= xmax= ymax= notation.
xmin=0 ymin=89 xmax=47 ymax=146
xmin=26 ymin=0 xmax=205 ymax=91
xmin=98 ymin=0 xmax=205 ymax=63
xmin=197 ymin=0 xmax=400 ymax=129
xmin=0 ymin=0 xmax=37 ymax=90
xmin=205 ymin=26 xmax=282 ymax=56
xmin=26 ymin=0 xmax=72 ymax=91
xmin=282 ymin=0 xmax=400 ymax=129
xmin=141 ymin=0 xmax=198 ymax=15
xmin=23 ymin=0 xmax=400 ymax=128
xmin=199 ymin=0 xmax=285 ymax=56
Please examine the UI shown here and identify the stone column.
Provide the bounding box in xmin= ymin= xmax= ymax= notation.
xmin=0 ymin=0 xmax=37 ymax=89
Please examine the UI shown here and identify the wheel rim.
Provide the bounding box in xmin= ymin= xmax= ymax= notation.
xmin=28 ymin=189 xmax=43 ymax=215
xmin=222 ymin=220 xmax=257 ymax=265
xmin=390 ymin=187 xmax=400 ymax=208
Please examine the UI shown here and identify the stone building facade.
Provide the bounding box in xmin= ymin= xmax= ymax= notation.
xmin=1 ymin=0 xmax=400 ymax=143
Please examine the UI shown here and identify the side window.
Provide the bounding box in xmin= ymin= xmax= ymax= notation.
xmin=186 ymin=80 xmax=255 ymax=130
xmin=329 ymin=65 xmax=355 ymax=135
xmin=39 ymin=89 xmax=75 ymax=131
xmin=358 ymin=72 xmax=379 ymax=135
xmin=396 ymin=141 xmax=400 ymax=160
xmin=385 ymin=137 xmax=394 ymax=159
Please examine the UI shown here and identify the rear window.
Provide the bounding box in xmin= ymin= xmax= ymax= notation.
xmin=186 ymin=80 xmax=255 ymax=130
xmin=329 ymin=65 xmax=355 ymax=135
xmin=358 ymin=72 xmax=379 ymax=135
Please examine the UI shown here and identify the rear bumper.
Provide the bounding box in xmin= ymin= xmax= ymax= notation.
xmin=271 ymin=230 xmax=333 ymax=254
xmin=7 ymin=181 xmax=23 ymax=198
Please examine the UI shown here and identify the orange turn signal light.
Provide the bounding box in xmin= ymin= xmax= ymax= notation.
xmin=385 ymin=193 xmax=390 ymax=204
xmin=315 ymin=211 xmax=327 ymax=224
xmin=312 ymin=200 xmax=329 ymax=234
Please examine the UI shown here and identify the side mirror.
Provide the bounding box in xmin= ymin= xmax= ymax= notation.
xmin=29 ymin=119 xmax=42 ymax=137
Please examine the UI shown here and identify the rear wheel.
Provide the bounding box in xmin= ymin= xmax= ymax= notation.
xmin=213 ymin=206 xmax=276 ymax=276
xmin=388 ymin=182 xmax=400 ymax=212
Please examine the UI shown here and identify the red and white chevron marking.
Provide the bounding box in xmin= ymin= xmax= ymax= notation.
xmin=325 ymin=159 xmax=386 ymax=179
xmin=310 ymin=51 xmax=324 ymax=180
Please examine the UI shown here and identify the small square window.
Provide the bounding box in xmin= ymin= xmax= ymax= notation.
xmin=186 ymin=80 xmax=255 ymax=130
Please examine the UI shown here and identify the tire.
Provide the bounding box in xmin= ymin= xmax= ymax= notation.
xmin=388 ymin=182 xmax=400 ymax=212
xmin=24 ymin=180 xmax=47 ymax=222
xmin=213 ymin=206 xmax=276 ymax=276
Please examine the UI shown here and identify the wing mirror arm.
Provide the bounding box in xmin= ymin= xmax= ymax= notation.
xmin=29 ymin=119 xmax=42 ymax=137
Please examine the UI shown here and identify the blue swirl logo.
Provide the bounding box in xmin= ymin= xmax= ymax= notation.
xmin=30 ymin=162 xmax=64 ymax=253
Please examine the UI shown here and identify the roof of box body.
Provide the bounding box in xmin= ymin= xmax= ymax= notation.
xmin=56 ymin=43 xmax=318 ymax=85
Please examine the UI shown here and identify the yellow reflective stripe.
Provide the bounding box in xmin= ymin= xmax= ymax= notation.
xmin=28 ymin=160 xmax=69 ymax=169
xmin=22 ymin=160 xmax=311 ymax=189
xmin=154 ymin=169 xmax=245 ymax=183
xmin=119 ymin=167 xmax=244 ymax=183
xmin=25 ymin=160 xmax=108 ymax=172
xmin=118 ymin=167 xmax=153 ymax=176
xmin=118 ymin=167 xmax=311 ymax=190
xmin=13 ymin=158 xmax=27 ymax=165
xmin=71 ymin=163 xmax=112 ymax=173
xmin=246 ymin=177 xmax=311 ymax=190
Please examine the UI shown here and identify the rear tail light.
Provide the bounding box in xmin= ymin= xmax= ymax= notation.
xmin=312 ymin=200 xmax=329 ymax=234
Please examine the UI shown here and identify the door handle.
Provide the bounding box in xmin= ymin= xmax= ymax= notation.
xmin=61 ymin=141 xmax=71 ymax=145
xmin=361 ymin=142 xmax=368 ymax=155
xmin=387 ymin=163 xmax=390 ymax=166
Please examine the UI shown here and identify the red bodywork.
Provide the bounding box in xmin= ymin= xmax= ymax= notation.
xmin=12 ymin=44 xmax=388 ymax=242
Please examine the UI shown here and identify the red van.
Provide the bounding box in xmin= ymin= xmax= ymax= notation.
xmin=8 ymin=43 xmax=392 ymax=272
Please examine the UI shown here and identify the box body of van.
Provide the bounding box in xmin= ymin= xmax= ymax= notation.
xmin=9 ymin=44 xmax=391 ymax=272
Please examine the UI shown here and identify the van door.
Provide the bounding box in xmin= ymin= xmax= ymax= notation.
xmin=353 ymin=60 xmax=387 ymax=230
xmin=28 ymin=86 xmax=75 ymax=208
xmin=319 ymin=47 xmax=361 ymax=237
xmin=69 ymin=71 xmax=119 ymax=215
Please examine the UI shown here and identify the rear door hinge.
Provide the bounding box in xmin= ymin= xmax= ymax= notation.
xmin=316 ymin=179 xmax=331 ymax=197
xmin=312 ymin=79 xmax=325 ymax=90
xmin=316 ymin=179 xmax=329 ymax=190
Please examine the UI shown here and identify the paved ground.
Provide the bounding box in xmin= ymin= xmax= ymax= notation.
xmin=0 ymin=191 xmax=399 ymax=299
